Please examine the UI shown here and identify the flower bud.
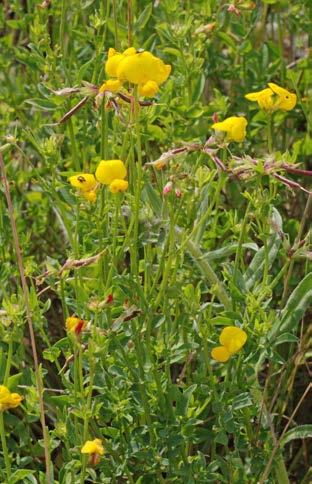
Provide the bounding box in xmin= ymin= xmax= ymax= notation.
xmin=163 ymin=181 xmax=173 ymax=195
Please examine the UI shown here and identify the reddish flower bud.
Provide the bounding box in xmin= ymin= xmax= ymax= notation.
xmin=163 ymin=181 xmax=173 ymax=195
xmin=105 ymin=294 xmax=114 ymax=304
xmin=175 ymin=188 xmax=182 ymax=198
xmin=212 ymin=112 xmax=219 ymax=124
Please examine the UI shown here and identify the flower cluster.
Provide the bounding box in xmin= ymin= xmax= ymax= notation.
xmin=245 ymin=83 xmax=297 ymax=111
xmin=211 ymin=326 xmax=247 ymax=363
xmin=210 ymin=83 xmax=295 ymax=145
xmin=0 ymin=385 xmax=23 ymax=412
xmin=95 ymin=159 xmax=128 ymax=193
xmin=68 ymin=159 xmax=128 ymax=200
xmin=81 ymin=438 xmax=104 ymax=465
xmin=102 ymin=47 xmax=171 ymax=97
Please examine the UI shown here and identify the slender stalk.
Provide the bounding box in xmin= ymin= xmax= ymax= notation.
xmin=3 ymin=335 xmax=13 ymax=386
xmin=281 ymin=195 xmax=312 ymax=306
xmin=0 ymin=413 xmax=11 ymax=481
xmin=68 ymin=117 xmax=80 ymax=172
xmin=0 ymin=154 xmax=51 ymax=483
xmin=267 ymin=113 xmax=273 ymax=153
xmin=233 ymin=199 xmax=251 ymax=291
xmin=175 ymin=226 xmax=231 ymax=310
xmin=131 ymin=87 xmax=143 ymax=276
xmin=60 ymin=0 xmax=67 ymax=55
xmin=112 ymin=0 xmax=119 ymax=49
xmin=127 ymin=0 xmax=133 ymax=46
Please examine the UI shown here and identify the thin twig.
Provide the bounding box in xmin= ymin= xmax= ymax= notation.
xmin=259 ymin=383 xmax=312 ymax=484
xmin=0 ymin=153 xmax=51 ymax=483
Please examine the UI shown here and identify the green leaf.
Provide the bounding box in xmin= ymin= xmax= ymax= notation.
xmin=9 ymin=469 xmax=36 ymax=484
xmin=271 ymin=272 xmax=312 ymax=338
xmin=273 ymin=333 xmax=299 ymax=346
xmin=135 ymin=4 xmax=153 ymax=32
xmin=280 ymin=425 xmax=312 ymax=447
xmin=244 ymin=235 xmax=281 ymax=290
xmin=142 ymin=182 xmax=162 ymax=216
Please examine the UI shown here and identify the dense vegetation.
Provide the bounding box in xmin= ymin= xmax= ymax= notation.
xmin=0 ymin=1 xmax=311 ymax=483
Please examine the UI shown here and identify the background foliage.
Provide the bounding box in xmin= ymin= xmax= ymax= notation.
xmin=0 ymin=0 xmax=311 ymax=483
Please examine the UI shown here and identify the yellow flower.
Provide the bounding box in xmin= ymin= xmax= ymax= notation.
xmin=81 ymin=438 xmax=104 ymax=455
xmin=138 ymin=80 xmax=159 ymax=97
xmin=0 ymin=385 xmax=23 ymax=412
xmin=212 ymin=116 xmax=247 ymax=142
xmin=66 ymin=316 xmax=86 ymax=336
xmin=105 ymin=48 xmax=125 ymax=78
xmin=268 ymin=82 xmax=297 ymax=111
xmin=116 ymin=50 xmax=171 ymax=86
xmin=109 ymin=179 xmax=129 ymax=193
xmin=82 ymin=190 xmax=97 ymax=203
xmin=81 ymin=438 xmax=104 ymax=465
xmin=245 ymin=83 xmax=297 ymax=111
xmin=219 ymin=326 xmax=247 ymax=354
xmin=211 ymin=346 xmax=230 ymax=363
xmin=211 ymin=326 xmax=247 ymax=363
xmin=95 ymin=159 xmax=127 ymax=185
xmin=245 ymin=88 xmax=274 ymax=110
xmin=99 ymin=79 xmax=122 ymax=93
xmin=68 ymin=174 xmax=97 ymax=193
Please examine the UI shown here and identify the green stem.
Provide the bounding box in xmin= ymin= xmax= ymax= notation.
xmin=3 ymin=335 xmax=13 ymax=386
xmin=68 ymin=117 xmax=80 ymax=171
xmin=131 ymin=87 xmax=143 ymax=276
xmin=101 ymin=98 xmax=108 ymax=159
xmin=233 ymin=199 xmax=251 ymax=291
xmin=112 ymin=0 xmax=119 ymax=49
xmin=0 ymin=412 xmax=11 ymax=481
xmin=267 ymin=113 xmax=273 ymax=153
xmin=175 ymin=227 xmax=231 ymax=310
xmin=60 ymin=0 xmax=67 ymax=55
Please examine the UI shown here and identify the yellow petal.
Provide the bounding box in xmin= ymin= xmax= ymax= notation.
xmin=211 ymin=346 xmax=230 ymax=362
xmin=68 ymin=174 xmax=97 ymax=193
xmin=82 ymin=190 xmax=97 ymax=203
xmin=245 ymin=88 xmax=274 ymax=110
xmin=105 ymin=49 xmax=124 ymax=78
xmin=109 ymin=179 xmax=128 ymax=193
xmin=219 ymin=326 xmax=247 ymax=354
xmin=268 ymin=83 xmax=297 ymax=111
xmin=81 ymin=438 xmax=104 ymax=455
xmin=95 ymin=160 xmax=127 ymax=185
xmin=138 ymin=80 xmax=159 ymax=97
xmin=99 ymin=79 xmax=122 ymax=93
xmin=212 ymin=116 xmax=247 ymax=142
xmin=117 ymin=51 xmax=171 ymax=85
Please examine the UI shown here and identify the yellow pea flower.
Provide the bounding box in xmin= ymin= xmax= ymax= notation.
xmin=268 ymin=83 xmax=297 ymax=111
xmin=219 ymin=326 xmax=247 ymax=354
xmin=138 ymin=80 xmax=159 ymax=97
xmin=66 ymin=316 xmax=86 ymax=336
xmin=95 ymin=159 xmax=127 ymax=185
xmin=245 ymin=83 xmax=297 ymax=111
xmin=116 ymin=50 xmax=171 ymax=86
xmin=81 ymin=438 xmax=104 ymax=465
xmin=109 ymin=179 xmax=129 ymax=193
xmin=0 ymin=385 xmax=23 ymax=412
xmin=68 ymin=174 xmax=97 ymax=193
xmin=211 ymin=326 xmax=247 ymax=363
xmin=212 ymin=116 xmax=247 ymax=143
xmin=211 ymin=346 xmax=230 ymax=363
xmin=245 ymin=88 xmax=274 ymax=110
xmin=99 ymin=79 xmax=122 ymax=93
